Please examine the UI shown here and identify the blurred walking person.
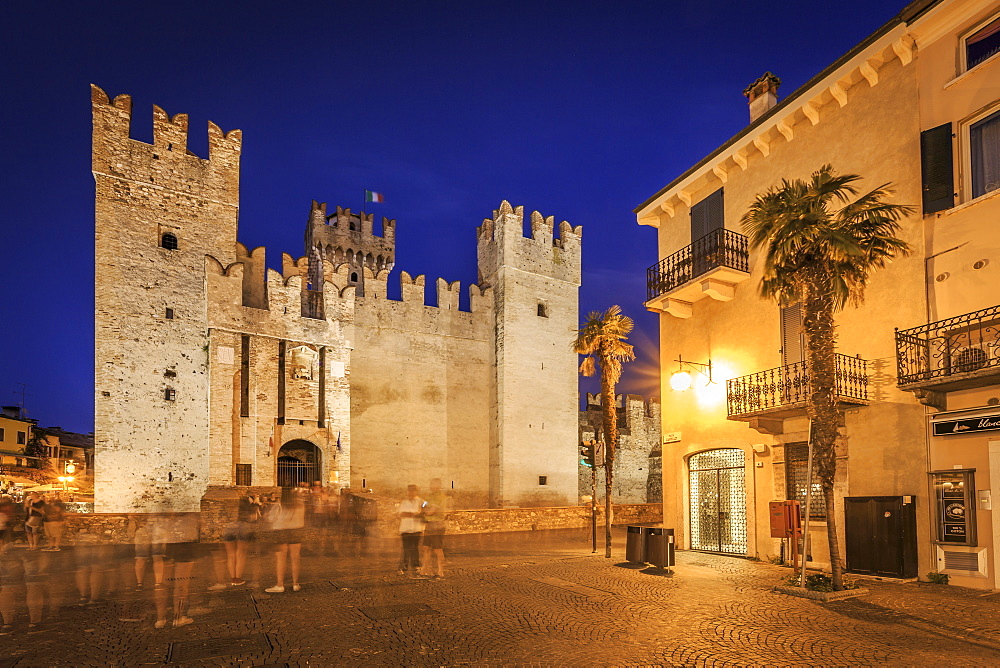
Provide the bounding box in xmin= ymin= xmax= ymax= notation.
xmin=223 ymin=493 xmax=261 ymax=586
xmin=41 ymin=493 xmax=65 ymax=551
xmin=420 ymin=478 xmax=451 ymax=579
xmin=23 ymin=493 xmax=45 ymax=551
xmin=397 ymin=484 xmax=425 ymax=578
xmin=265 ymin=489 xmax=304 ymax=593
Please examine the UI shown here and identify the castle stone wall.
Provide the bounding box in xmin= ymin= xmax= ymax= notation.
xmin=92 ymin=85 xmax=241 ymax=513
xmin=350 ymin=275 xmax=493 ymax=507
xmin=579 ymin=394 xmax=662 ymax=504
xmin=478 ymin=203 xmax=582 ymax=507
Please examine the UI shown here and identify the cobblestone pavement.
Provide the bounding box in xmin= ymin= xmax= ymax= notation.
xmin=1 ymin=527 xmax=998 ymax=666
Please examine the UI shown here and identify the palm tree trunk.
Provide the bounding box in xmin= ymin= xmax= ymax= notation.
xmin=803 ymin=268 xmax=845 ymax=590
xmin=600 ymin=347 xmax=618 ymax=559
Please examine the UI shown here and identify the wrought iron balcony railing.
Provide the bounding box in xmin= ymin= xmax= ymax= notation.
xmin=646 ymin=228 xmax=749 ymax=302
xmin=895 ymin=304 xmax=1000 ymax=388
xmin=726 ymin=354 xmax=870 ymax=418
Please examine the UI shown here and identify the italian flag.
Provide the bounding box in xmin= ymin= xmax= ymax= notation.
xmin=364 ymin=190 xmax=385 ymax=203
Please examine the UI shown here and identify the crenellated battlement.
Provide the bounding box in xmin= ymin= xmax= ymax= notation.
xmin=205 ymin=253 xmax=355 ymax=327
xmin=91 ymin=84 xmax=241 ymax=168
xmin=476 ymin=200 xmax=582 ymax=286
xmin=581 ymin=393 xmax=661 ymax=438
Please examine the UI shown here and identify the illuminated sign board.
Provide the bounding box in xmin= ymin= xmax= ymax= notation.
xmin=932 ymin=414 xmax=1000 ymax=436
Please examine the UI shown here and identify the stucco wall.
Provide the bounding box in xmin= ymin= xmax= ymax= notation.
xmin=645 ymin=41 xmax=931 ymax=567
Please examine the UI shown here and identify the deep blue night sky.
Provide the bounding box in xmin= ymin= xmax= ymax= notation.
xmin=1 ymin=0 xmax=905 ymax=433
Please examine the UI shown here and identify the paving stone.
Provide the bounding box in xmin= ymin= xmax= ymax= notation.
xmin=0 ymin=528 xmax=998 ymax=665
xmin=168 ymin=634 xmax=271 ymax=662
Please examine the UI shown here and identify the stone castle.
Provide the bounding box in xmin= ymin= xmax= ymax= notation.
xmin=91 ymin=85 xmax=587 ymax=513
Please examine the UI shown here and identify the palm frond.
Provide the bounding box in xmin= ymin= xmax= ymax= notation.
xmin=742 ymin=165 xmax=913 ymax=312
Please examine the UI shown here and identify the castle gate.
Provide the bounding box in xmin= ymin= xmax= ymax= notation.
xmin=277 ymin=440 xmax=322 ymax=488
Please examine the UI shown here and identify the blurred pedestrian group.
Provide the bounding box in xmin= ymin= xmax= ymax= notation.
xmin=0 ymin=479 xmax=452 ymax=635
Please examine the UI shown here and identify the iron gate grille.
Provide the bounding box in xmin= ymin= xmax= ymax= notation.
xmin=277 ymin=461 xmax=316 ymax=488
xmin=689 ymin=449 xmax=747 ymax=554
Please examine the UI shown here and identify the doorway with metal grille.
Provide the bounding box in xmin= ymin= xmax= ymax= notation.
xmin=688 ymin=449 xmax=747 ymax=554
xmin=277 ymin=439 xmax=321 ymax=488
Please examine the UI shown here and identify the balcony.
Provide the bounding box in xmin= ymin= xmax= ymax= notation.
xmin=645 ymin=228 xmax=750 ymax=318
xmin=726 ymin=354 xmax=870 ymax=431
xmin=895 ymin=305 xmax=1000 ymax=403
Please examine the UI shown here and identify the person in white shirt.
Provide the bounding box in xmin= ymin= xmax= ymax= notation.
xmin=397 ymin=484 xmax=425 ymax=578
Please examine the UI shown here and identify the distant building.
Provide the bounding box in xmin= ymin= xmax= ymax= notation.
xmin=33 ymin=426 xmax=94 ymax=479
xmin=0 ymin=405 xmax=37 ymax=471
xmin=91 ymin=86 xmax=582 ymax=513
xmin=635 ymin=0 xmax=1000 ymax=588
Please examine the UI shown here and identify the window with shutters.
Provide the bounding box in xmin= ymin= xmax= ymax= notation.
xmin=690 ymin=188 xmax=724 ymax=243
xmin=780 ymin=303 xmax=805 ymax=367
xmin=785 ymin=443 xmax=826 ymax=520
xmin=965 ymin=107 xmax=1000 ymax=200
xmin=920 ymin=123 xmax=954 ymax=214
xmin=963 ymin=15 xmax=1000 ymax=71
xmin=236 ymin=463 xmax=253 ymax=486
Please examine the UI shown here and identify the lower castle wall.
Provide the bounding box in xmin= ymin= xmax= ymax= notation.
xmin=34 ymin=501 xmax=662 ymax=545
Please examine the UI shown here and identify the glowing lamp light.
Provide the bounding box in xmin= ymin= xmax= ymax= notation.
xmin=670 ymin=370 xmax=693 ymax=391
xmin=669 ymin=356 xmax=713 ymax=391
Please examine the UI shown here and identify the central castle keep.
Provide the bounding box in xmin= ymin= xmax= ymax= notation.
xmin=91 ymin=85 xmax=583 ymax=513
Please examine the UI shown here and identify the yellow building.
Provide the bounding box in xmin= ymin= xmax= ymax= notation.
xmin=0 ymin=405 xmax=36 ymax=471
xmin=635 ymin=0 xmax=1000 ymax=588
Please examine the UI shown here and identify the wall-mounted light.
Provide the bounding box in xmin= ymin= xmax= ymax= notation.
xmin=669 ymin=356 xmax=713 ymax=391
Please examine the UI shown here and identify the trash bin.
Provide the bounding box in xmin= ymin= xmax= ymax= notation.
xmin=626 ymin=525 xmax=646 ymax=563
xmin=644 ymin=527 xmax=675 ymax=569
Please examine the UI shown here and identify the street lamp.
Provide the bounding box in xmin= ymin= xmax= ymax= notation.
xmin=58 ymin=476 xmax=74 ymax=491
xmin=669 ymin=356 xmax=713 ymax=390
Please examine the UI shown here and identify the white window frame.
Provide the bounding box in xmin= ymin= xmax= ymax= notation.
xmin=959 ymin=13 xmax=1000 ymax=73
xmin=958 ymin=100 xmax=1000 ymax=204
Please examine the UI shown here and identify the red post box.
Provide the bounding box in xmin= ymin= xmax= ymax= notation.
xmin=769 ymin=500 xmax=801 ymax=538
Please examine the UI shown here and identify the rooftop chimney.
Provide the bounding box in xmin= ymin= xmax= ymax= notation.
xmin=743 ymin=72 xmax=781 ymax=123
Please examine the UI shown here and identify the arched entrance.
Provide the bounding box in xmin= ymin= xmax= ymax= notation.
xmin=688 ymin=449 xmax=747 ymax=554
xmin=277 ymin=439 xmax=322 ymax=488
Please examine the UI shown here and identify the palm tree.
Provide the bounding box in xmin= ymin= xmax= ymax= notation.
xmin=741 ymin=164 xmax=912 ymax=590
xmin=573 ymin=305 xmax=635 ymax=558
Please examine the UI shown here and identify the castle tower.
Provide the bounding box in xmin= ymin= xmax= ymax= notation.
xmin=92 ymin=85 xmax=242 ymax=512
xmin=305 ymin=203 xmax=395 ymax=297
xmin=477 ymin=202 xmax=583 ymax=506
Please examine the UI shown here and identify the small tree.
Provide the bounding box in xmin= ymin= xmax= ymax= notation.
xmin=741 ymin=165 xmax=912 ymax=589
xmin=23 ymin=431 xmax=50 ymax=470
xmin=573 ymin=305 xmax=635 ymax=558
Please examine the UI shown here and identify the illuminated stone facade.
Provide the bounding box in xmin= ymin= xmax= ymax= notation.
xmin=92 ymin=86 xmax=582 ymax=512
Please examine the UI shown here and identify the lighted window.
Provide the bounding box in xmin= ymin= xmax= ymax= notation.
xmin=969 ymin=108 xmax=1000 ymax=199
xmin=966 ymin=16 xmax=1000 ymax=70
xmin=161 ymin=233 xmax=178 ymax=250
xmin=164 ymin=388 xmax=176 ymax=401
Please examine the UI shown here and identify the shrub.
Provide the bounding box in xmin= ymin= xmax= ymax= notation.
xmin=926 ymin=571 xmax=949 ymax=585
xmin=783 ymin=572 xmax=859 ymax=592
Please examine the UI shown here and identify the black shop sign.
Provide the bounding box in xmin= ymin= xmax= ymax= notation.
xmin=932 ymin=414 xmax=1000 ymax=437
